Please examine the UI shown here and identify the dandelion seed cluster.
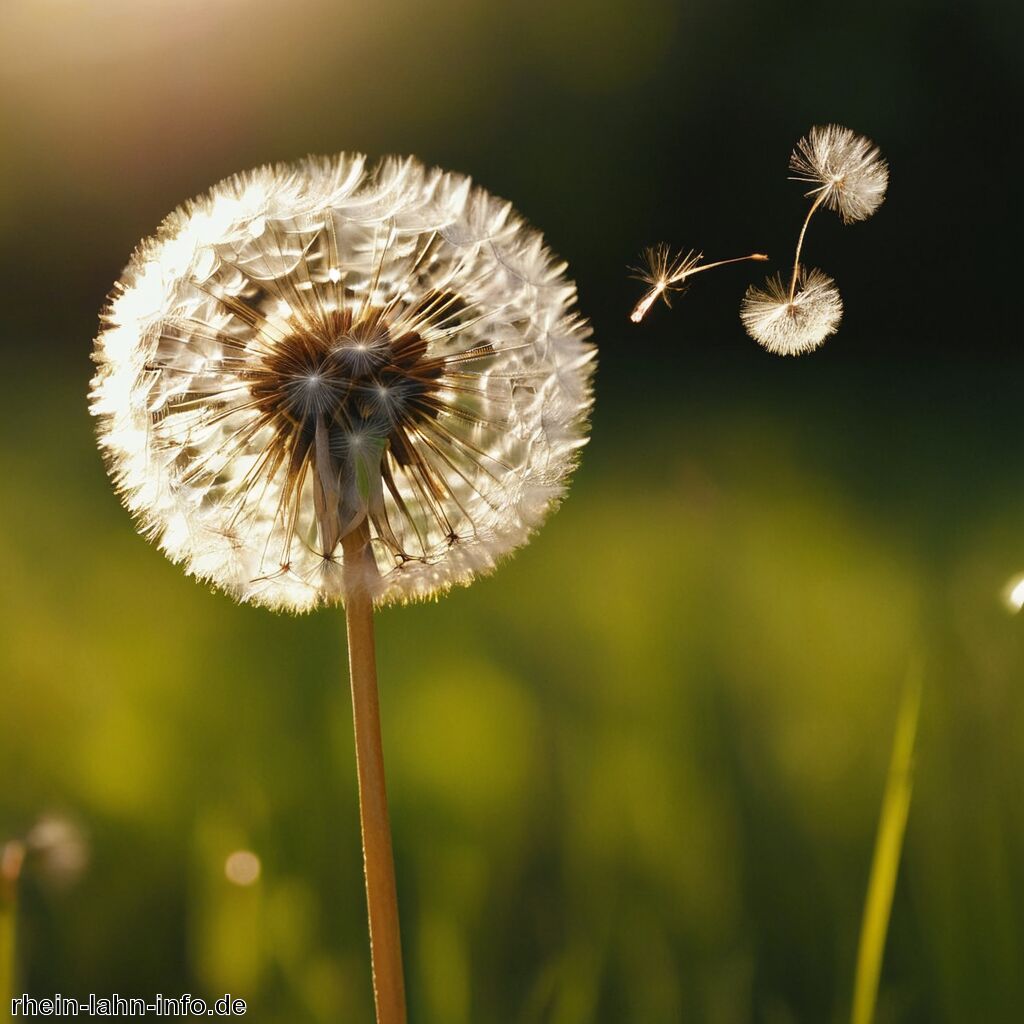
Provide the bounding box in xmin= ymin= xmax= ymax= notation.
xmin=91 ymin=155 xmax=596 ymax=611
xmin=628 ymin=125 xmax=887 ymax=355
xmin=742 ymin=124 xmax=887 ymax=355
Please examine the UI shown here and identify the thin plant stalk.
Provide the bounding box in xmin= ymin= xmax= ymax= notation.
xmin=787 ymin=192 xmax=827 ymax=301
xmin=1 ymin=842 xmax=24 ymax=1021
xmin=342 ymin=525 xmax=407 ymax=1024
xmin=0 ymin=896 xmax=13 ymax=1022
xmin=851 ymin=665 xmax=923 ymax=1024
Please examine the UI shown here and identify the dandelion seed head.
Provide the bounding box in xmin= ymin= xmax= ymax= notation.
xmin=789 ymin=124 xmax=889 ymax=224
xmin=91 ymin=154 xmax=595 ymax=611
xmin=740 ymin=267 xmax=843 ymax=356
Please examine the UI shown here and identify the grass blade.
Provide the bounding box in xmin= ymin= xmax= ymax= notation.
xmin=851 ymin=664 xmax=923 ymax=1024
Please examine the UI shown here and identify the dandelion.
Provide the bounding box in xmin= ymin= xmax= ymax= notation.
xmin=789 ymin=124 xmax=889 ymax=225
xmin=90 ymin=153 xmax=595 ymax=1024
xmin=743 ymin=125 xmax=887 ymax=354
xmin=630 ymin=242 xmax=768 ymax=323
xmin=740 ymin=268 xmax=843 ymax=356
xmin=91 ymin=155 xmax=594 ymax=610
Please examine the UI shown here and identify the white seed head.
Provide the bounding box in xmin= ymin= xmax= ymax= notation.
xmin=789 ymin=124 xmax=889 ymax=224
xmin=740 ymin=267 xmax=843 ymax=356
xmin=90 ymin=154 xmax=596 ymax=611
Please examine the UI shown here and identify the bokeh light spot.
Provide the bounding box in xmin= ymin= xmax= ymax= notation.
xmin=1002 ymin=572 xmax=1024 ymax=613
xmin=224 ymin=849 xmax=261 ymax=886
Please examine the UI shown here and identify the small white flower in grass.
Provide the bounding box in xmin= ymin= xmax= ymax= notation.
xmin=740 ymin=267 xmax=843 ymax=355
xmin=789 ymin=124 xmax=889 ymax=225
xmin=90 ymin=154 xmax=596 ymax=612
xmin=25 ymin=815 xmax=89 ymax=887
xmin=2 ymin=815 xmax=89 ymax=895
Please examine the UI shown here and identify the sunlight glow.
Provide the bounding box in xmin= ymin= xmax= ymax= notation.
xmin=1002 ymin=573 xmax=1024 ymax=613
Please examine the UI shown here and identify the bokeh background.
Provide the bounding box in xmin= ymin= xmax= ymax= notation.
xmin=2 ymin=0 xmax=1023 ymax=1020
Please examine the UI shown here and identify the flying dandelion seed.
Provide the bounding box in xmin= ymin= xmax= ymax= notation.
xmin=629 ymin=243 xmax=768 ymax=323
xmin=90 ymin=153 xmax=595 ymax=1024
xmin=789 ymin=124 xmax=889 ymax=224
xmin=629 ymin=245 xmax=701 ymax=323
xmin=91 ymin=154 xmax=595 ymax=612
xmin=740 ymin=267 xmax=843 ymax=355
xmin=743 ymin=124 xmax=888 ymax=355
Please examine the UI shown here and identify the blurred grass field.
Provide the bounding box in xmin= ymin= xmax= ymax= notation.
xmin=3 ymin=359 xmax=1024 ymax=1021
xmin=2 ymin=0 xmax=1024 ymax=1020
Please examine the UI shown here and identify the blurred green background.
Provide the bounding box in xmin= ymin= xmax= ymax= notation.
xmin=2 ymin=0 xmax=1023 ymax=1020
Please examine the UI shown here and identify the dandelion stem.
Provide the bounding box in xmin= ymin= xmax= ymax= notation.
xmin=342 ymin=526 xmax=407 ymax=1024
xmin=788 ymin=192 xmax=827 ymax=302
xmin=850 ymin=664 xmax=922 ymax=1024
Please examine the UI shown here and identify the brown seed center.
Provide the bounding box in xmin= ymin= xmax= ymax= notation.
xmin=248 ymin=307 xmax=444 ymax=465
